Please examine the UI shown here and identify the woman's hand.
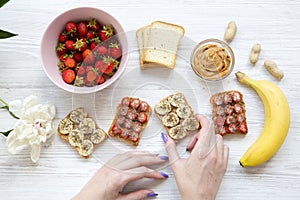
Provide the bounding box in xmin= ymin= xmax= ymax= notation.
xmin=72 ymin=151 xmax=169 ymax=200
xmin=162 ymin=115 xmax=229 ymax=200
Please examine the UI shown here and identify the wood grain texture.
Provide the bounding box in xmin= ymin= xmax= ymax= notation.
xmin=1 ymin=0 xmax=300 ymax=199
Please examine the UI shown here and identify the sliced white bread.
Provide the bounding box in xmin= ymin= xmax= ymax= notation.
xmin=144 ymin=21 xmax=185 ymax=69
xmin=136 ymin=21 xmax=185 ymax=69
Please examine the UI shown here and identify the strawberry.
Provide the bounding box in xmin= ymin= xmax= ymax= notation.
xmin=59 ymin=54 xmax=69 ymax=62
xmin=96 ymin=45 xmax=108 ymax=55
xmin=90 ymin=41 xmax=97 ymax=50
xmin=99 ymin=24 xmax=114 ymax=41
xmin=82 ymin=49 xmax=92 ymax=59
xmin=77 ymin=66 xmax=86 ymax=76
xmin=94 ymin=60 xmax=108 ymax=74
xmin=86 ymin=31 xmax=95 ymax=40
xmin=65 ymin=21 xmax=77 ymax=33
xmin=108 ymin=42 xmax=122 ymax=59
xmin=74 ymin=38 xmax=87 ymax=51
xmin=97 ymin=76 xmax=105 ymax=84
xmin=85 ymin=65 xmax=93 ymax=72
xmin=64 ymin=57 xmax=76 ymax=68
xmin=73 ymin=52 xmax=83 ymax=63
xmin=59 ymin=32 xmax=68 ymax=43
xmin=87 ymin=18 xmax=100 ymax=31
xmin=86 ymin=69 xmax=98 ymax=82
xmin=62 ymin=69 xmax=75 ymax=83
xmin=73 ymin=76 xmax=84 ymax=86
xmin=77 ymin=21 xmax=88 ymax=37
xmin=65 ymin=40 xmax=75 ymax=50
xmin=56 ymin=43 xmax=67 ymax=55
xmin=104 ymin=62 xmax=114 ymax=75
xmin=84 ymin=53 xmax=95 ymax=65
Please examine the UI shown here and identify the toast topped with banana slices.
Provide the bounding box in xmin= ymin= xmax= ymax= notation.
xmin=108 ymin=97 xmax=152 ymax=146
xmin=57 ymin=107 xmax=108 ymax=158
xmin=154 ymin=93 xmax=200 ymax=140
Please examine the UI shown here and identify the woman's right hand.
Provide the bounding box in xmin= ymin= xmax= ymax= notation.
xmin=162 ymin=115 xmax=229 ymax=200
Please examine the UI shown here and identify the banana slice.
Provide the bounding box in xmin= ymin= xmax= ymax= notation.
xmin=168 ymin=93 xmax=185 ymax=107
xmin=70 ymin=107 xmax=88 ymax=124
xmin=90 ymin=129 xmax=106 ymax=144
xmin=162 ymin=112 xmax=179 ymax=127
xmin=68 ymin=129 xmax=84 ymax=147
xmin=155 ymin=100 xmax=172 ymax=115
xmin=58 ymin=118 xmax=74 ymax=135
xmin=78 ymin=139 xmax=94 ymax=157
xmin=176 ymin=105 xmax=191 ymax=119
xmin=169 ymin=125 xmax=187 ymax=140
xmin=78 ymin=118 xmax=96 ymax=135
xmin=182 ymin=117 xmax=200 ymax=131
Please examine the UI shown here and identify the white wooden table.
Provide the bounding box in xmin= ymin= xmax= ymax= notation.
xmin=1 ymin=0 xmax=300 ymax=199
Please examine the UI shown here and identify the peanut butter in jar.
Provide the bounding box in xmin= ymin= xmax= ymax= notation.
xmin=191 ymin=39 xmax=235 ymax=81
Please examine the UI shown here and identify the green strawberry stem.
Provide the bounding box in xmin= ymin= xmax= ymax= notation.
xmin=0 ymin=97 xmax=19 ymax=119
xmin=0 ymin=0 xmax=9 ymax=8
xmin=0 ymin=129 xmax=13 ymax=137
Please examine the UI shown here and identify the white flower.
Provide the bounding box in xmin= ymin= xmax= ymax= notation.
xmin=5 ymin=95 xmax=56 ymax=163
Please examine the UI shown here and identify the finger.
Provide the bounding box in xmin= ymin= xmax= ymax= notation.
xmin=123 ymin=166 xmax=168 ymax=184
xmin=191 ymin=115 xmax=215 ymax=157
xmin=115 ymin=153 xmax=167 ymax=170
xmin=117 ymin=190 xmax=158 ymax=200
xmin=163 ymin=132 xmax=180 ymax=168
xmin=107 ymin=151 xmax=157 ymax=166
xmin=186 ymin=134 xmax=198 ymax=152
xmin=216 ymin=134 xmax=224 ymax=165
xmin=223 ymin=144 xmax=230 ymax=167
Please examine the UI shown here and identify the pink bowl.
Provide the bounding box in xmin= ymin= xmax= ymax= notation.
xmin=40 ymin=7 xmax=128 ymax=94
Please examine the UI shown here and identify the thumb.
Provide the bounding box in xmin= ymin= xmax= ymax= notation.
xmin=161 ymin=132 xmax=180 ymax=168
xmin=117 ymin=189 xmax=157 ymax=200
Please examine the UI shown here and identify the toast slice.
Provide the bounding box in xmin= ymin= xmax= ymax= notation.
xmin=210 ymin=90 xmax=248 ymax=136
xmin=154 ymin=92 xmax=200 ymax=140
xmin=136 ymin=21 xmax=185 ymax=69
xmin=108 ymin=97 xmax=152 ymax=146
xmin=57 ymin=107 xmax=108 ymax=158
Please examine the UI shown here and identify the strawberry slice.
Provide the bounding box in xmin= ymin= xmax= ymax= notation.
xmin=137 ymin=112 xmax=148 ymax=123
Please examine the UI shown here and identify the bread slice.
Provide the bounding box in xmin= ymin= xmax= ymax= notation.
xmin=136 ymin=21 xmax=185 ymax=69
xmin=57 ymin=107 xmax=108 ymax=158
xmin=210 ymin=90 xmax=248 ymax=136
xmin=108 ymin=97 xmax=152 ymax=146
xmin=154 ymin=93 xmax=200 ymax=140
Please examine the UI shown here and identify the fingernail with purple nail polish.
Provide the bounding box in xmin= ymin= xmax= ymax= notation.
xmin=160 ymin=171 xmax=169 ymax=178
xmin=147 ymin=192 xmax=158 ymax=197
xmin=161 ymin=132 xmax=168 ymax=143
xmin=159 ymin=155 xmax=169 ymax=160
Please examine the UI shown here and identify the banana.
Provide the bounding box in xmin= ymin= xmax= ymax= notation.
xmin=162 ymin=112 xmax=179 ymax=127
xmin=90 ymin=129 xmax=106 ymax=144
xmin=168 ymin=93 xmax=185 ymax=107
xmin=236 ymin=72 xmax=290 ymax=167
xmin=78 ymin=139 xmax=94 ymax=157
xmin=68 ymin=129 xmax=84 ymax=147
xmin=169 ymin=125 xmax=187 ymax=140
xmin=70 ymin=107 xmax=88 ymax=124
xmin=176 ymin=105 xmax=191 ymax=119
xmin=155 ymin=100 xmax=171 ymax=115
xmin=182 ymin=117 xmax=200 ymax=131
xmin=58 ymin=118 xmax=74 ymax=135
xmin=78 ymin=118 xmax=95 ymax=135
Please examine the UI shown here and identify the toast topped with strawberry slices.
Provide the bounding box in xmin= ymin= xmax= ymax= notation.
xmin=210 ymin=90 xmax=248 ymax=136
xmin=57 ymin=107 xmax=108 ymax=158
xmin=108 ymin=97 xmax=152 ymax=146
xmin=154 ymin=92 xmax=200 ymax=140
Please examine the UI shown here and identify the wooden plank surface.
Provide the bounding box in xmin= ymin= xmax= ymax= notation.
xmin=0 ymin=0 xmax=300 ymax=199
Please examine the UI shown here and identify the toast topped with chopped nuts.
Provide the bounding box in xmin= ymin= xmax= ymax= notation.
xmin=57 ymin=107 xmax=108 ymax=158
xmin=154 ymin=93 xmax=200 ymax=140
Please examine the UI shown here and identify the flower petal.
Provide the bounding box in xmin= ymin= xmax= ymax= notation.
xmin=30 ymin=143 xmax=41 ymax=163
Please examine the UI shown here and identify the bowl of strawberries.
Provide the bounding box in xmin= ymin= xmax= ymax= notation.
xmin=41 ymin=7 xmax=128 ymax=93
